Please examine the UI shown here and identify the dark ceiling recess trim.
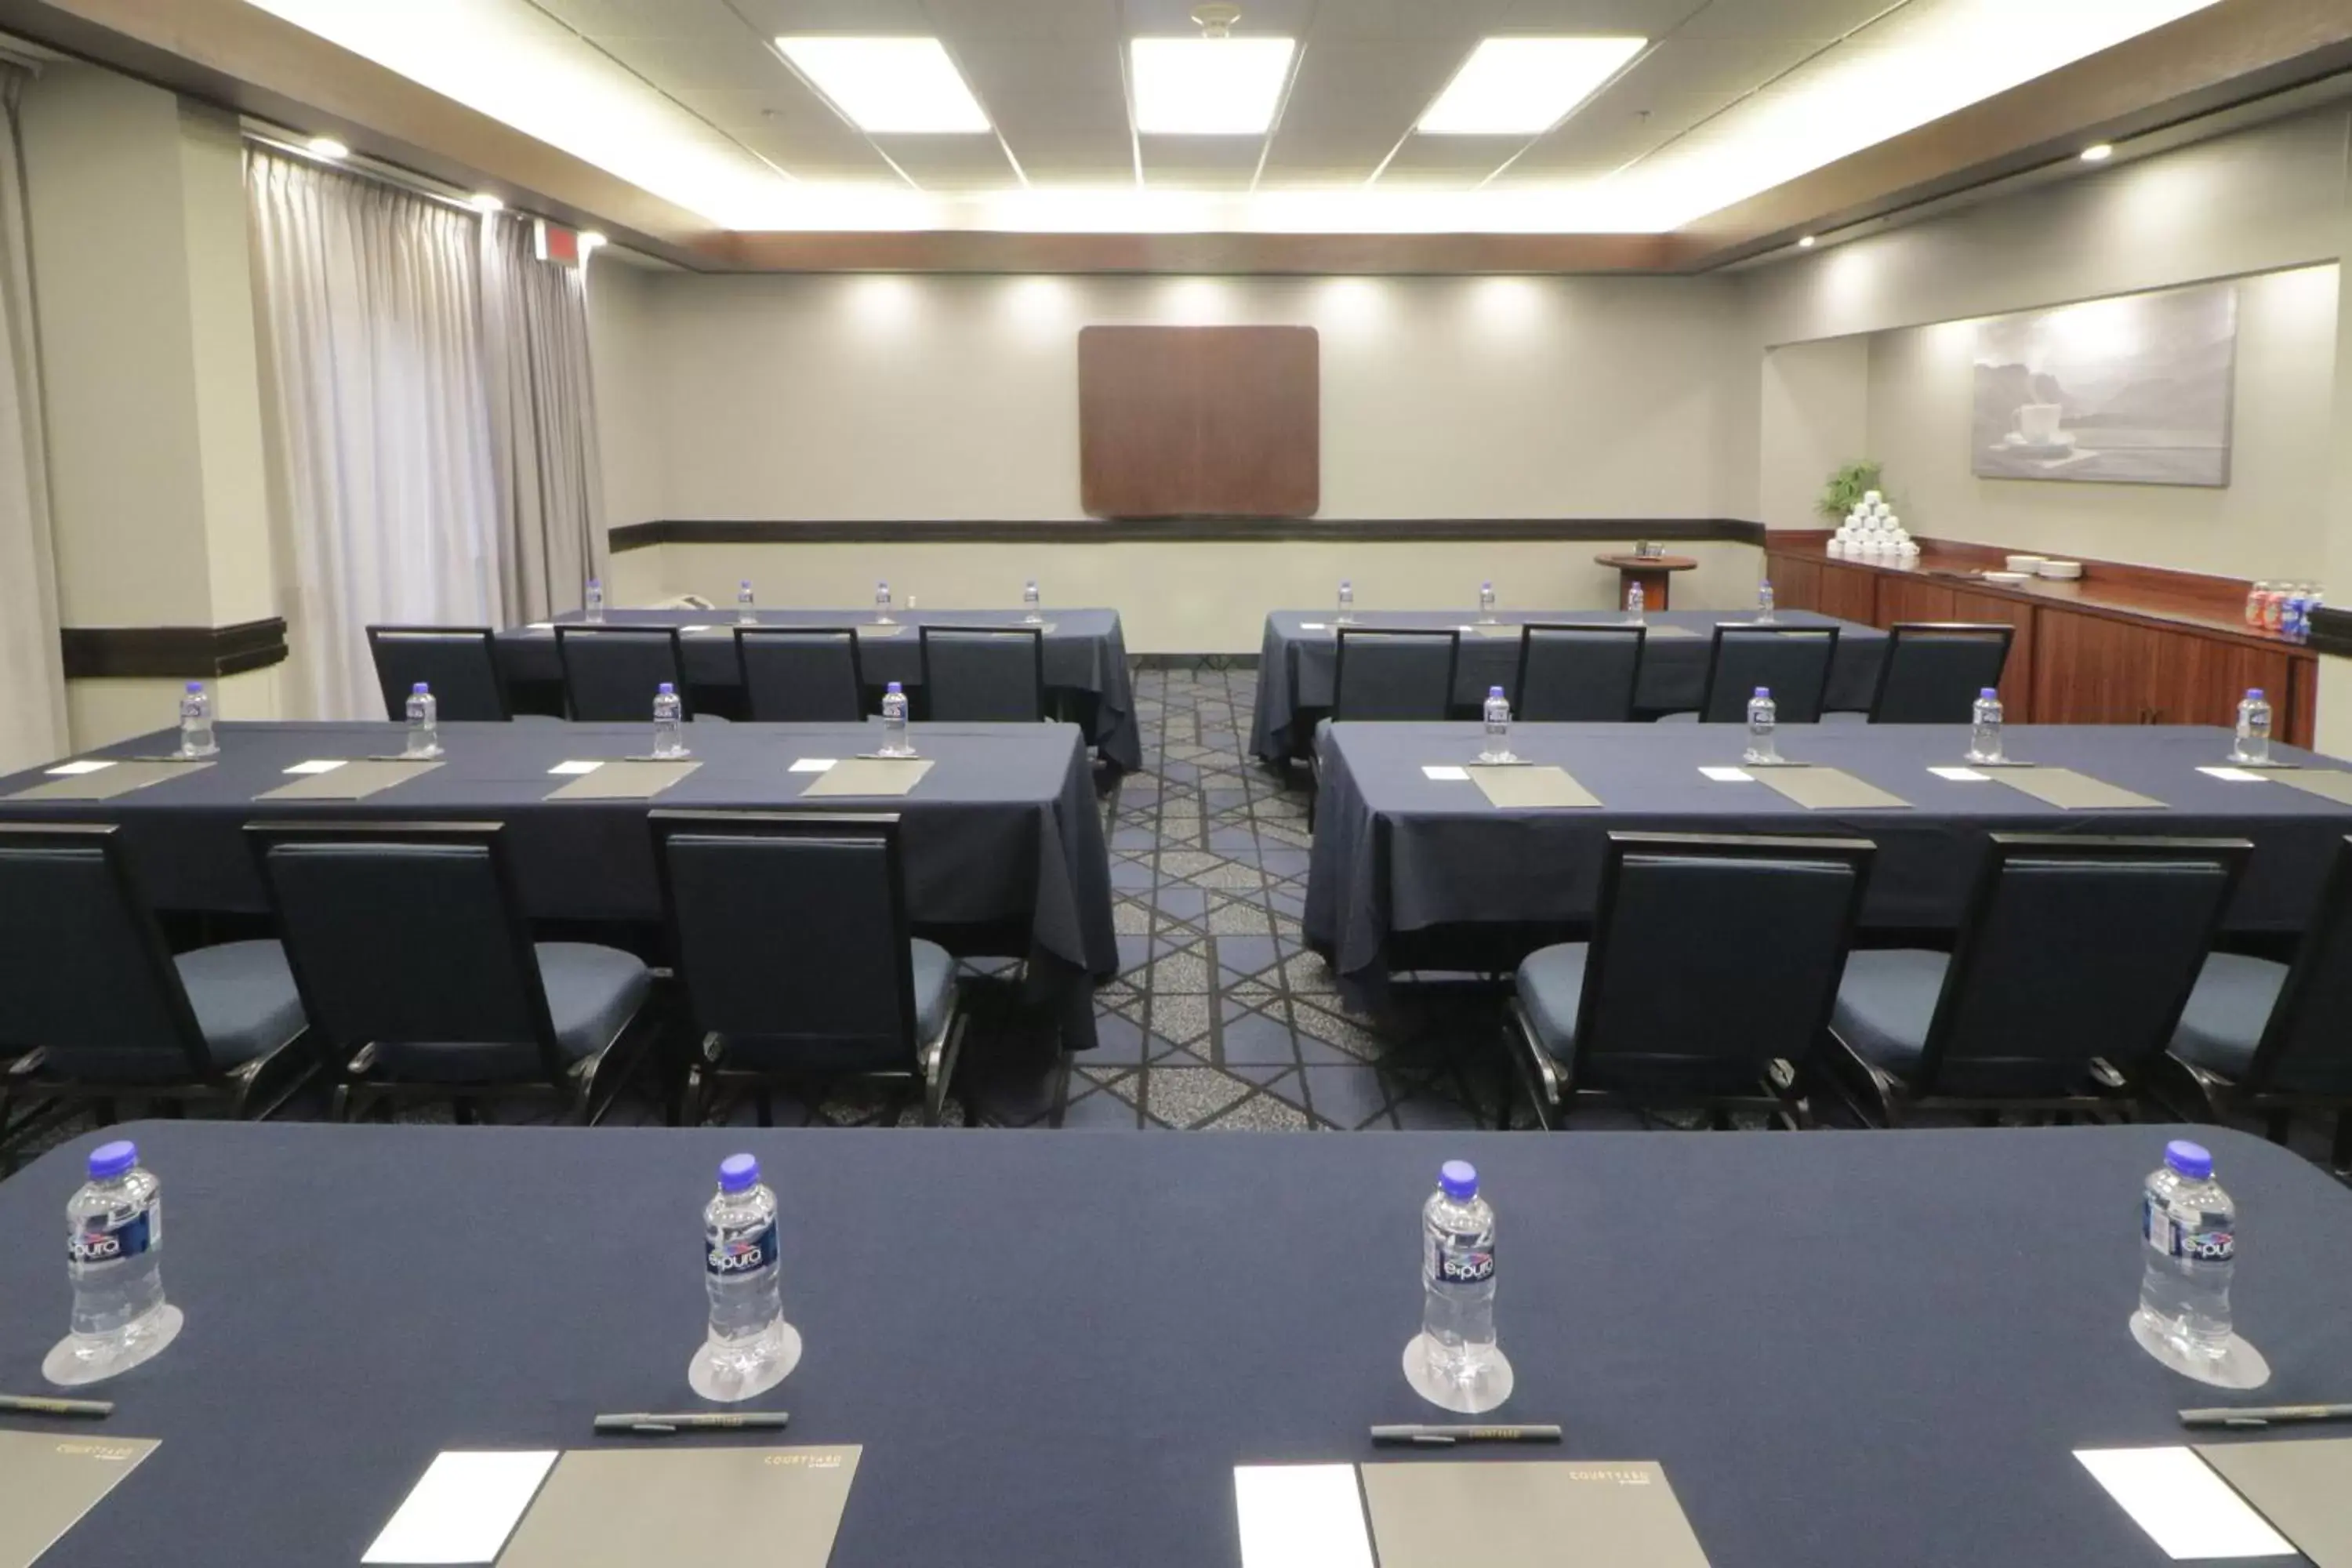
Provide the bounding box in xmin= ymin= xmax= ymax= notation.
xmin=2307 ymin=606 xmax=2352 ymax=660
xmin=608 ymin=517 xmax=1766 ymax=553
xmin=59 ymin=617 xmax=289 ymax=681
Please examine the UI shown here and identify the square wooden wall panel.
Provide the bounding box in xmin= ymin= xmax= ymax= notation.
xmin=1079 ymin=325 xmax=1319 ymax=518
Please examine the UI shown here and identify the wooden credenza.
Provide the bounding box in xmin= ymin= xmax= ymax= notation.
xmin=1766 ymin=535 xmax=2318 ymax=748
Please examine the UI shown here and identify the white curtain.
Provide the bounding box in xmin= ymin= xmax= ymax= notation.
xmin=0 ymin=64 xmax=67 ymax=770
xmin=480 ymin=212 xmax=604 ymax=623
xmin=246 ymin=149 xmax=503 ymax=719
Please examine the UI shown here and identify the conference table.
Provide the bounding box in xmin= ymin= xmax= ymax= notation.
xmin=1306 ymin=721 xmax=2352 ymax=989
xmin=1249 ymin=608 xmax=1886 ymax=763
xmin=0 ymin=720 xmax=1117 ymax=1049
xmin=495 ymin=608 xmax=1144 ymax=771
xmin=2 ymin=1120 xmax=2346 ymax=1567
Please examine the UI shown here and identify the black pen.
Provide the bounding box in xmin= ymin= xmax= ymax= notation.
xmin=1370 ymin=1424 xmax=1563 ymax=1446
xmin=593 ymin=1410 xmax=790 ymax=1436
xmin=0 ymin=1394 xmax=112 ymax=1418
xmin=2180 ymin=1403 xmax=2352 ymax=1430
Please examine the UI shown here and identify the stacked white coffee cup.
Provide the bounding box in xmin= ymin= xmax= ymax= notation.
xmin=1828 ymin=490 xmax=1918 ymax=564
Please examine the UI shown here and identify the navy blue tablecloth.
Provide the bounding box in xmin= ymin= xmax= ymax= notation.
xmin=1249 ymin=610 xmax=1886 ymax=762
xmin=0 ymin=720 xmax=1116 ymax=1047
xmin=1305 ymin=721 xmax=2352 ymax=985
xmin=0 ymin=1120 xmax=2344 ymax=1568
xmin=497 ymin=609 xmax=1142 ymax=770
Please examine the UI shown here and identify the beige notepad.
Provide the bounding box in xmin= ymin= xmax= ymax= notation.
xmin=2271 ymin=770 xmax=2352 ymax=806
xmin=496 ymin=1446 xmax=861 ymax=1568
xmin=1642 ymin=624 xmax=1697 ymax=639
xmin=855 ymin=623 xmax=906 ymax=638
xmin=0 ymin=1431 xmax=158 ymax=1568
xmin=2198 ymin=1438 xmax=2352 ymax=1567
xmin=545 ymin=760 xmax=700 ymax=800
xmin=1469 ymin=764 xmax=1600 ymax=808
xmin=1360 ymin=1461 xmax=1709 ymax=1568
xmin=7 ymin=760 xmax=210 ymax=801
xmin=1751 ymin=765 xmax=1909 ymax=810
xmin=1462 ymin=624 xmax=1526 ymax=639
xmin=256 ymin=759 xmax=442 ymax=801
xmin=800 ymin=757 xmax=934 ymax=797
xmin=1991 ymin=766 xmax=2163 ymax=811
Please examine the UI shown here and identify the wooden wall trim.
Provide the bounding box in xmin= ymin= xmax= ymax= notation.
xmin=608 ymin=517 xmax=1769 ymax=554
xmin=59 ymin=617 xmax=289 ymax=680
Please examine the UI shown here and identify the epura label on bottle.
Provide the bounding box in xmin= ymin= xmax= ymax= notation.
xmin=1428 ymin=1231 xmax=1496 ymax=1285
xmin=69 ymin=1211 xmax=151 ymax=1265
xmin=706 ymin=1221 xmax=779 ymax=1278
xmin=2143 ymin=1199 xmax=2235 ymax=1262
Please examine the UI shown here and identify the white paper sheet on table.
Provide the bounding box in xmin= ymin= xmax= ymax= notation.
xmin=1422 ymin=766 xmax=1469 ymax=781
xmin=1699 ymin=766 xmax=1753 ymax=782
xmin=45 ymin=759 xmax=114 ymax=775
xmin=524 ymin=622 xmax=554 ymax=630
xmin=361 ymin=1450 xmax=559 ymax=1565
xmin=1930 ymin=767 xmax=1991 ymax=782
xmin=789 ymin=758 xmax=838 ymax=773
xmin=283 ymin=759 xmax=347 ymax=775
xmin=546 ymin=760 xmax=604 ymax=776
xmin=1233 ymin=1465 xmax=1375 ymax=1568
xmin=2074 ymin=1447 xmax=2293 ymax=1560
xmin=2199 ymin=767 xmax=2270 ymax=783
xmin=1298 ymin=622 xmax=1329 ymax=630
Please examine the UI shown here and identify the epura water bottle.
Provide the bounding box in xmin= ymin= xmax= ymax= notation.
xmin=45 ymin=1140 xmax=183 ymax=1386
xmin=1403 ymin=1160 xmax=1512 ymax=1414
xmin=687 ymin=1152 xmax=800 ymax=1402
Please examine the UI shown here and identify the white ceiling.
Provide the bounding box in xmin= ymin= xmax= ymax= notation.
xmin=245 ymin=0 xmax=2220 ymax=231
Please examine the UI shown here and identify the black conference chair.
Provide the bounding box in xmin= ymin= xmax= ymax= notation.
xmin=652 ymin=811 xmax=965 ymax=1127
xmin=1828 ymin=834 xmax=2251 ymax=1126
xmin=554 ymin=624 xmax=690 ymax=722
xmin=736 ymin=626 xmax=866 ymax=723
xmin=1506 ymin=832 xmax=1875 ymax=1130
xmin=1867 ymin=622 xmax=2015 ymax=724
xmin=0 ymin=824 xmax=313 ymax=1155
xmin=1514 ymin=624 xmax=1645 ymax=722
xmin=366 ymin=626 xmax=511 ymax=721
xmin=1333 ymin=627 xmax=1461 ymax=721
xmin=920 ymin=626 xmax=1046 ymax=722
xmin=1693 ymin=625 xmax=1838 ymax=723
xmin=246 ymin=822 xmax=659 ymax=1124
xmin=2158 ymin=837 xmax=2352 ymax=1171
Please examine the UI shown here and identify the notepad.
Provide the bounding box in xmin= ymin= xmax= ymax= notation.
xmin=1751 ymin=765 xmax=1909 ymax=810
xmin=1233 ymin=1465 xmax=1376 ymax=1568
xmin=495 ymin=1446 xmax=860 ymax=1568
xmin=7 ymin=760 xmax=212 ymax=801
xmin=258 ymin=760 xmax=441 ymax=801
xmin=1990 ymin=766 xmax=2163 ymax=811
xmin=1359 ymin=1461 xmax=1710 ymax=1568
xmin=546 ymin=760 xmax=699 ymax=800
xmin=2075 ymin=1447 xmax=2292 ymax=1560
xmin=0 ymin=1431 xmax=159 ymax=1568
xmin=2273 ymin=771 xmax=2352 ymax=805
xmin=800 ymin=757 xmax=933 ymax=797
xmin=2197 ymin=1437 xmax=2352 ymax=1566
xmin=1463 ymin=624 xmax=1524 ymax=639
xmin=855 ymin=623 xmax=906 ymax=638
xmin=1642 ymin=624 xmax=1697 ymax=638
xmin=1471 ymin=764 xmax=1599 ymax=808
xmin=361 ymin=1450 xmax=557 ymax=1565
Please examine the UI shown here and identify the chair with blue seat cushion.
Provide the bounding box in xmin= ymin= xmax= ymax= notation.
xmin=554 ymin=624 xmax=691 ymax=722
xmin=1334 ymin=628 xmax=1460 ymax=721
xmin=0 ymin=824 xmax=314 ymax=1154
xmin=1513 ymin=624 xmax=1645 ymax=722
xmin=365 ymin=626 xmax=512 ymax=721
xmin=920 ymin=626 xmax=1046 ymax=722
xmin=1828 ymin=833 xmax=2250 ymax=1126
xmin=1867 ymin=622 xmax=2014 ymax=724
xmin=2158 ymin=836 xmax=2352 ymax=1170
xmin=1505 ymin=831 xmax=1875 ymax=1129
xmin=736 ymin=626 xmax=866 ymax=723
xmin=652 ymin=810 xmax=965 ymax=1126
xmin=245 ymin=822 xmax=657 ymax=1123
xmin=1693 ymin=625 xmax=1838 ymax=723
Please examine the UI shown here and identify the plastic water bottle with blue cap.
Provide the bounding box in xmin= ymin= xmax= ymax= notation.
xmin=1477 ymin=581 xmax=1497 ymax=624
xmin=2231 ymin=688 xmax=2272 ymax=767
xmin=2132 ymin=1139 xmax=2267 ymax=1388
xmin=1966 ymin=688 xmax=2003 ymax=764
xmin=1756 ymin=579 xmax=1777 ymax=623
xmin=1336 ymin=579 xmax=1356 ymax=626
xmin=1405 ymin=1160 xmax=1512 ymax=1413
xmin=45 ymin=1140 xmax=183 ymax=1385
xmin=878 ymin=681 xmax=915 ymax=758
xmin=689 ymin=1152 xmax=800 ymax=1402
xmin=1624 ymin=580 xmax=1645 ymax=625
xmin=873 ymin=579 xmax=895 ymax=626
xmin=1023 ymin=579 xmax=1043 ymax=624
xmin=403 ymin=682 xmax=442 ymax=760
xmin=1744 ymin=687 xmax=1779 ymax=765
xmin=176 ymin=681 xmax=217 ymax=759
xmin=736 ymin=579 xmax=757 ymax=625
xmin=651 ymin=681 xmax=687 ymax=760
xmin=1479 ymin=687 xmax=1516 ymax=765
xmin=584 ymin=576 xmax=604 ymax=623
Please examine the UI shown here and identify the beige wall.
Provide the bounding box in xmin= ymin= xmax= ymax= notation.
xmin=1759 ymin=336 xmax=1870 ymax=533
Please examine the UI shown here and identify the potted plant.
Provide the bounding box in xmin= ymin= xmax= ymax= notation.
xmin=1817 ymin=459 xmax=1882 ymax=521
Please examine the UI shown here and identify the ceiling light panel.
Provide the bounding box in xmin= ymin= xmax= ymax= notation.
xmin=775 ymin=37 xmax=992 ymax=134
xmin=1131 ymin=38 xmax=1298 ymax=136
xmin=1417 ymin=37 xmax=1646 ymax=136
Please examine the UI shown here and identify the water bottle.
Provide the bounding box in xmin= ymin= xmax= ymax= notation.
xmin=403 ymin=682 xmax=441 ymax=760
xmin=2231 ymin=688 xmax=2272 ymax=767
xmin=736 ymin=579 xmax=757 ymax=625
xmin=874 ymin=579 xmax=894 ymax=625
xmin=879 ymin=681 xmax=914 ymax=757
xmin=1479 ymin=687 xmax=1515 ymax=764
xmin=652 ymin=681 xmax=687 ymax=760
xmin=1337 ymin=579 xmax=1355 ymax=626
xmin=1967 ymin=687 xmax=2004 ymax=764
xmin=1023 ymin=579 xmax=1042 ymax=624
xmin=687 ymin=1152 xmax=800 ymax=1402
xmin=1624 ymin=580 xmax=1645 ymax=623
xmin=1756 ymin=579 xmax=1777 ymax=623
xmin=2287 ymin=583 xmax=2314 ymax=642
xmin=585 ymin=577 xmax=605 ymax=623
xmin=1404 ymin=1161 xmax=1510 ymax=1412
xmin=44 ymin=1140 xmax=183 ymax=1385
xmin=2133 ymin=1141 xmax=2240 ymax=1377
xmin=176 ymin=681 xmax=217 ymax=759
xmin=1744 ymin=687 xmax=1779 ymax=765
xmin=1477 ymin=581 xmax=1497 ymax=624
xmin=2245 ymin=581 xmax=2269 ymax=628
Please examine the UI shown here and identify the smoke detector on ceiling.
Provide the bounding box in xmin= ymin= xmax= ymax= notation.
xmin=1192 ymin=4 xmax=1243 ymax=38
